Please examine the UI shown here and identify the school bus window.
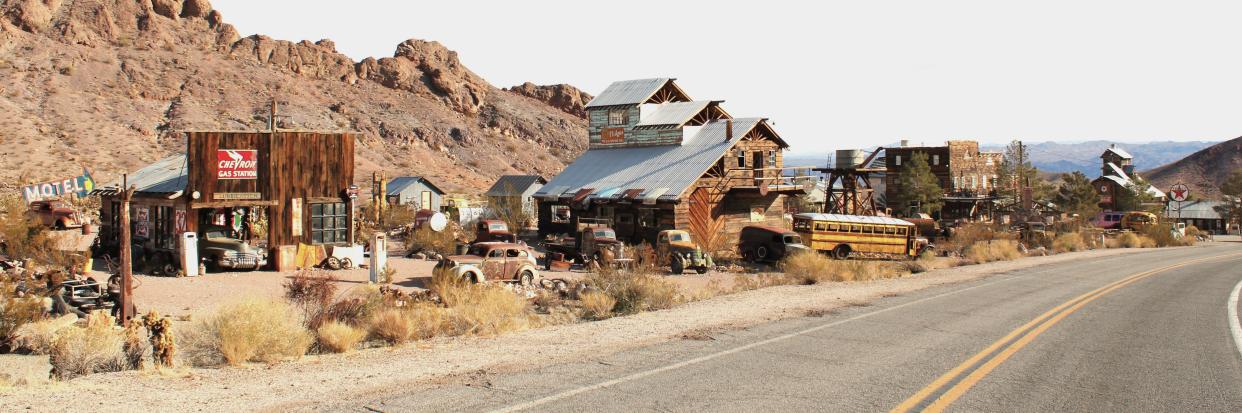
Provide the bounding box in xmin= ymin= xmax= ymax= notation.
xmin=897 ymin=227 xmax=907 ymax=236
xmin=814 ymin=222 xmax=828 ymax=231
xmin=885 ymin=226 xmax=896 ymax=234
xmin=827 ymin=223 xmax=838 ymax=231
xmin=851 ymin=225 xmax=861 ymax=233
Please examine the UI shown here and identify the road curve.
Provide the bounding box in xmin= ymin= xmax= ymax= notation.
xmin=344 ymin=243 xmax=1242 ymax=412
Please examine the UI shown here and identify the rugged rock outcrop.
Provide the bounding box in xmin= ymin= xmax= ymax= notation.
xmin=506 ymin=83 xmax=593 ymax=118
xmin=0 ymin=0 xmax=588 ymax=192
xmin=1145 ymin=136 xmax=1242 ymax=199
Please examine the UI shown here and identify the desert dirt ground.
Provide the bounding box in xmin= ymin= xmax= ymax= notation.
xmin=0 ymin=246 xmax=1167 ymax=412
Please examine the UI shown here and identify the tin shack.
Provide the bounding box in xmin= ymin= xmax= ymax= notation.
xmin=96 ymin=131 xmax=355 ymax=272
xmin=535 ymin=78 xmax=809 ymax=251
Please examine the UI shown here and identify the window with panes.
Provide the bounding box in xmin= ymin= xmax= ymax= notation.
xmin=310 ymin=202 xmax=348 ymax=244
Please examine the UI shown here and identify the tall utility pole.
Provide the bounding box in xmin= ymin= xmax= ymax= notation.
xmin=118 ymin=176 xmax=137 ymax=326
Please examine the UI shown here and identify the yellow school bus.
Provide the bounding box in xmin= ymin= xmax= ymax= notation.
xmin=792 ymin=213 xmax=921 ymax=259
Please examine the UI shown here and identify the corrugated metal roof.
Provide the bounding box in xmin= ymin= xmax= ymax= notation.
xmin=535 ymin=118 xmax=763 ymax=202
xmin=793 ymin=213 xmax=915 ymax=226
xmin=94 ymin=154 xmax=188 ymax=196
xmin=387 ymin=176 xmax=445 ymax=196
xmin=637 ymin=101 xmax=711 ymax=127
xmin=1104 ymin=146 xmax=1133 ymax=159
xmin=1164 ymin=200 xmax=1225 ymax=220
xmin=486 ymin=175 xmax=546 ymax=197
xmin=585 ymin=78 xmax=674 ymax=108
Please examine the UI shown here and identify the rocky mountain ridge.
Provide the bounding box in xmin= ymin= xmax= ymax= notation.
xmin=1144 ymin=136 xmax=1242 ymax=199
xmin=0 ymin=0 xmax=590 ymax=193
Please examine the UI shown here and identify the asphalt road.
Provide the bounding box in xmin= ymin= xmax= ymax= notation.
xmin=349 ymin=243 xmax=1242 ymax=412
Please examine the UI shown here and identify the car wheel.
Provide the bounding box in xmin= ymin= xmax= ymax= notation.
xmin=463 ymin=272 xmax=479 ymax=284
xmin=756 ymin=245 xmax=770 ymax=261
xmin=670 ymin=256 xmax=685 ymax=275
xmin=341 ymin=258 xmax=354 ymax=270
xmin=162 ymin=261 xmax=179 ymax=277
xmin=519 ymin=270 xmax=534 ymax=288
xmin=832 ymin=245 xmax=851 ymax=260
xmin=324 ymin=257 xmax=342 ymax=271
xmin=695 ymin=266 xmax=708 ymax=275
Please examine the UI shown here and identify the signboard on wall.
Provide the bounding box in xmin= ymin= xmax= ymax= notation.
xmin=217 ymin=149 xmax=258 ymax=179
xmin=290 ymin=198 xmax=303 ymax=237
xmin=601 ymin=128 xmax=625 ymax=144
xmin=750 ymin=207 xmax=765 ymax=222
xmin=20 ymin=169 xmax=95 ymax=203
xmin=214 ymin=192 xmax=261 ymax=200
xmin=135 ymin=206 xmax=150 ymax=238
xmin=174 ymin=209 xmax=187 ymax=233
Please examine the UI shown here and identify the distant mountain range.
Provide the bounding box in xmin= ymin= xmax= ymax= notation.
xmin=1145 ymin=137 xmax=1242 ymax=199
xmin=785 ymin=140 xmax=1220 ymax=177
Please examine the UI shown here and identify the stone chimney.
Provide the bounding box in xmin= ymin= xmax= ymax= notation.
xmin=725 ymin=119 xmax=733 ymax=140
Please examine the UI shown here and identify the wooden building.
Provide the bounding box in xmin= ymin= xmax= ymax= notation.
xmin=96 ymin=131 xmax=355 ymax=271
xmin=536 ymin=78 xmax=808 ymax=251
xmin=884 ymin=140 xmax=1002 ymax=220
xmin=486 ymin=175 xmax=547 ymax=217
xmin=385 ymin=176 xmax=445 ymax=211
xmin=1091 ymin=144 xmax=1164 ymax=211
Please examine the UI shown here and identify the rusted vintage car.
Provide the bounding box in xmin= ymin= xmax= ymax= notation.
xmin=737 ymin=225 xmax=807 ymax=262
xmin=26 ymin=200 xmax=83 ymax=229
xmin=655 ymin=230 xmax=712 ymax=274
xmin=435 ymin=242 xmax=539 ymax=286
xmin=200 ymin=226 xmax=267 ymax=272
xmin=475 ymin=219 xmax=517 ymax=243
xmin=542 ymin=226 xmax=624 ymax=269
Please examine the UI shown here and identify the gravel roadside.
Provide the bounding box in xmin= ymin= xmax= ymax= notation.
xmin=2 ymin=247 xmax=1164 ymax=412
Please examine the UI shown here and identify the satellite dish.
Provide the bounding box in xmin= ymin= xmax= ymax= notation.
xmin=426 ymin=212 xmax=448 ymax=232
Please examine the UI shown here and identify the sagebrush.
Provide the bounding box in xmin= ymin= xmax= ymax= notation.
xmin=180 ymin=298 xmax=312 ymax=366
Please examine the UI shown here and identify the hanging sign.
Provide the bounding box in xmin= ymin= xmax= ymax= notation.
xmin=174 ymin=209 xmax=187 ymax=233
xmin=217 ymin=149 xmax=258 ymax=179
xmin=135 ymin=206 xmax=150 ymax=238
xmin=1169 ymin=183 xmax=1189 ymax=202
xmin=20 ymin=169 xmax=95 ymax=203
xmin=291 ymin=198 xmax=303 ymax=237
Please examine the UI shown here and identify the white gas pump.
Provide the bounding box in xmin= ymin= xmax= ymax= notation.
xmin=369 ymin=232 xmax=387 ymax=283
xmin=181 ymin=232 xmax=199 ymax=277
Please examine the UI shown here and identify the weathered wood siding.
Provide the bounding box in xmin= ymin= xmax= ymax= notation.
xmin=185 ymin=131 xmax=355 ymax=247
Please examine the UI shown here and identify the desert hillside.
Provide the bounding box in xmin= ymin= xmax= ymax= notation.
xmin=0 ymin=0 xmax=592 ymax=193
xmin=1144 ymin=136 xmax=1242 ymax=199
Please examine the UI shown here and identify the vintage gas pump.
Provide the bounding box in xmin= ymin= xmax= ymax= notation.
xmin=180 ymin=232 xmax=199 ymax=277
xmin=369 ymin=232 xmax=387 ymax=283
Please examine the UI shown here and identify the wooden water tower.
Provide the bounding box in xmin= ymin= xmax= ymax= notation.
xmin=814 ymin=148 xmax=883 ymax=216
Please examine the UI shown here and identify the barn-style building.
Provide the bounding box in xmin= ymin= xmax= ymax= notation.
xmin=535 ymin=78 xmax=808 ymax=251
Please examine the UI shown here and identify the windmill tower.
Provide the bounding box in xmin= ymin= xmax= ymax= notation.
xmin=814 ymin=148 xmax=883 ymax=216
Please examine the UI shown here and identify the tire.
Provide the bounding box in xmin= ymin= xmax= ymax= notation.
xmin=832 ymin=245 xmax=851 ymax=260
xmin=740 ymin=250 xmax=754 ymax=263
xmin=324 ymin=256 xmax=342 ymax=271
xmin=518 ymin=270 xmax=534 ymax=288
xmin=695 ymin=266 xmax=708 ymax=275
xmin=463 ymin=272 xmax=479 ymax=284
xmin=162 ymin=262 xmax=178 ymax=277
xmin=341 ymin=258 xmax=354 ymax=270
xmin=756 ymin=245 xmax=770 ymax=261
xmin=670 ymin=256 xmax=685 ymax=275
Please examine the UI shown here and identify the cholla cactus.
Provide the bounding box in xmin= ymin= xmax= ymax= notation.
xmin=142 ymin=310 xmax=175 ymax=367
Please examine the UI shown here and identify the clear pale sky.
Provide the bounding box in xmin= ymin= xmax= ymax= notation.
xmin=214 ymin=0 xmax=1239 ymax=154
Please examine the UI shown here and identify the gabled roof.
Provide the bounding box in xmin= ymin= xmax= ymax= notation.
xmin=1103 ymin=146 xmax=1133 ymax=160
xmin=387 ymin=176 xmax=445 ymax=196
xmin=1104 ymin=162 xmax=1129 ymax=179
xmin=93 ymin=154 xmax=188 ymax=197
xmin=637 ymin=101 xmax=714 ymax=127
xmin=486 ymin=175 xmax=546 ymax=197
xmin=535 ymin=118 xmax=765 ymax=203
xmin=584 ymin=78 xmax=691 ymax=108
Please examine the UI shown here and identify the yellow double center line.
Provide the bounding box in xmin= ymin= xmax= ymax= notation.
xmin=892 ymin=252 xmax=1242 ymax=413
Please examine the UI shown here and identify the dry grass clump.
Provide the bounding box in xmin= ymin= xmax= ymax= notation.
xmin=964 ymin=240 xmax=1022 ymax=263
xmin=283 ymin=270 xmax=339 ymax=329
xmin=368 ymin=308 xmax=417 ymax=345
xmin=180 ymin=298 xmax=312 ymax=367
xmin=2 ymin=275 xmax=49 ymax=351
xmin=1142 ymin=224 xmax=1193 ymax=247
xmin=1110 ymin=232 xmax=1143 ymax=249
xmin=585 ymin=269 xmax=681 ymax=315
xmin=12 ymin=314 xmax=77 ymax=354
xmin=579 ymin=291 xmax=616 ymax=320
xmin=945 ymin=223 xmax=1010 ymax=253
xmin=780 ymin=252 xmax=903 ymax=284
xmin=316 ymin=321 xmax=366 ymax=353
xmin=1052 ymin=232 xmax=1088 ymax=253
xmin=48 ymin=312 xmax=132 ymax=380
xmin=732 ymin=274 xmax=798 ymax=292
xmin=443 ymin=285 xmax=531 ymax=336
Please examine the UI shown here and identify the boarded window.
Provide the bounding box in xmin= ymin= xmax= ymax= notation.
xmin=551 ymin=205 xmax=571 ymax=224
xmin=895 ymin=155 xmax=902 ymax=166
xmin=608 ymin=109 xmax=627 ymax=126
xmin=310 ymin=202 xmax=348 ymax=244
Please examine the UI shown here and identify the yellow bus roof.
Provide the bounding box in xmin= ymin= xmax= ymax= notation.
xmin=793 ymin=213 xmax=914 ymax=227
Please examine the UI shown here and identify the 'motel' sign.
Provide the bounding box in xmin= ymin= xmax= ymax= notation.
xmin=217 ymin=149 xmax=258 ymax=180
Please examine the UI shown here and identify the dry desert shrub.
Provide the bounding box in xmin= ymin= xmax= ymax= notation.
xmin=48 ymin=311 xmax=130 ymax=380
xmin=965 ymin=240 xmax=1022 ymax=263
xmin=1110 ymin=232 xmax=1143 ymax=249
xmin=1052 ymin=232 xmax=1088 ymax=253
xmin=585 ymin=269 xmax=680 ymax=315
xmin=12 ymin=314 xmax=77 ymax=354
xmin=578 ymin=291 xmax=616 ymax=320
xmin=315 ymin=321 xmax=366 ymax=353
xmin=405 ymin=302 xmax=448 ymax=340
xmin=430 ymin=266 xmax=470 ymax=306
xmin=368 ymin=308 xmax=417 ymax=345
xmin=283 ymin=270 xmax=339 ymax=329
xmin=945 ymin=223 xmax=1010 ymax=253
xmin=181 ymin=298 xmax=312 ymax=366
xmin=442 ymin=285 xmax=531 ymax=337
xmin=780 ymin=252 xmax=902 ymax=284
xmin=1142 ymin=224 xmax=1192 ymax=247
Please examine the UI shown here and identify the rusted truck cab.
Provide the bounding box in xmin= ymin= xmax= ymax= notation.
xmin=655 ymin=230 xmax=712 ymax=274
xmin=475 ymin=219 xmax=517 ymax=243
xmin=26 ymin=200 xmax=83 ymax=229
